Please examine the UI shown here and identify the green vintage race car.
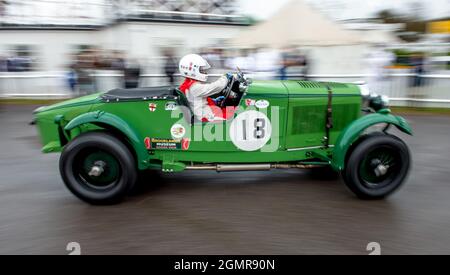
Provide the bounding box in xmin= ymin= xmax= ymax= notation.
xmin=33 ymin=72 xmax=412 ymax=204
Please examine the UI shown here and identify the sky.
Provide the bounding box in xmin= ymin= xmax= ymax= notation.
xmin=238 ymin=0 xmax=450 ymax=21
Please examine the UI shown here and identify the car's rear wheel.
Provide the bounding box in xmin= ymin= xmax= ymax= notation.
xmin=343 ymin=134 xmax=410 ymax=199
xmin=59 ymin=132 xmax=137 ymax=205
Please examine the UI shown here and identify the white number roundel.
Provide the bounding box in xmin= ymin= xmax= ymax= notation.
xmin=229 ymin=110 xmax=272 ymax=151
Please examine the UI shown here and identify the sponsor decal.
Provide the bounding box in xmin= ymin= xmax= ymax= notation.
xmin=151 ymin=138 xmax=181 ymax=150
xmin=181 ymin=138 xmax=191 ymax=150
xmin=255 ymin=99 xmax=270 ymax=109
xmin=165 ymin=101 xmax=178 ymax=111
xmin=144 ymin=138 xmax=189 ymax=150
xmin=170 ymin=123 xmax=186 ymax=139
xmin=245 ymin=99 xmax=256 ymax=106
xmin=144 ymin=137 xmax=151 ymax=149
xmin=148 ymin=103 xmax=157 ymax=112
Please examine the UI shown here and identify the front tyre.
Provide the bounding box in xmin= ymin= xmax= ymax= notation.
xmin=59 ymin=132 xmax=137 ymax=205
xmin=343 ymin=134 xmax=410 ymax=199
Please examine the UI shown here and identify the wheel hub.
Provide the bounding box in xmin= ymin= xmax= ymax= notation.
xmin=370 ymin=158 xmax=389 ymax=177
xmin=88 ymin=161 xmax=106 ymax=177
xmin=374 ymin=163 xmax=389 ymax=177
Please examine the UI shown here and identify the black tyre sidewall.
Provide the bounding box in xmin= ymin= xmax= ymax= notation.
xmin=344 ymin=134 xmax=410 ymax=199
xmin=59 ymin=132 xmax=137 ymax=204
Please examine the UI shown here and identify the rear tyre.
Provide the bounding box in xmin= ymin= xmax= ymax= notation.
xmin=59 ymin=132 xmax=137 ymax=205
xmin=343 ymin=134 xmax=410 ymax=199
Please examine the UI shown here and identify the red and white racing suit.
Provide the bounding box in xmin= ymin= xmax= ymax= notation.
xmin=179 ymin=76 xmax=234 ymax=122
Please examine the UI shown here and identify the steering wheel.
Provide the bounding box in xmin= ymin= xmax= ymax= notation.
xmin=220 ymin=76 xmax=235 ymax=108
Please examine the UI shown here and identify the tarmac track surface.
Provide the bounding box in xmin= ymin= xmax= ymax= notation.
xmin=0 ymin=105 xmax=449 ymax=254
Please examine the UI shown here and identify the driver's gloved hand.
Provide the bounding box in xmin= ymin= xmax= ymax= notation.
xmin=213 ymin=96 xmax=225 ymax=104
xmin=225 ymin=73 xmax=233 ymax=80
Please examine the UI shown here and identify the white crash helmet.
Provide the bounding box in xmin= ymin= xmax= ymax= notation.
xmin=179 ymin=54 xmax=210 ymax=82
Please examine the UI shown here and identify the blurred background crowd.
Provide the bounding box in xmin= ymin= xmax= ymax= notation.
xmin=0 ymin=0 xmax=449 ymax=107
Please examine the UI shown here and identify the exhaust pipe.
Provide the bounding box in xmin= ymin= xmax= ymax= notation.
xmin=217 ymin=164 xmax=271 ymax=172
xmin=185 ymin=163 xmax=324 ymax=172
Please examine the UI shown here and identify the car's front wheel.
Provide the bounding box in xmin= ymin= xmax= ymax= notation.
xmin=59 ymin=132 xmax=137 ymax=205
xmin=343 ymin=134 xmax=410 ymax=199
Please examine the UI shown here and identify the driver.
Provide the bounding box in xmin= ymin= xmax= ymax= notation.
xmin=178 ymin=54 xmax=233 ymax=122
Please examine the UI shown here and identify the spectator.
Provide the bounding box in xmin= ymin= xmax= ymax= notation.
xmin=202 ymin=47 xmax=223 ymax=72
xmin=410 ymin=53 xmax=425 ymax=87
xmin=0 ymin=55 xmax=7 ymax=72
xmin=110 ymin=50 xmax=126 ymax=71
xmin=124 ymin=60 xmax=141 ymax=89
xmin=66 ymin=64 xmax=78 ymax=94
xmin=302 ymin=52 xmax=309 ymax=80
xmin=279 ymin=47 xmax=294 ymax=80
xmin=0 ymin=0 xmax=7 ymax=17
xmin=74 ymin=50 xmax=95 ymax=94
xmin=365 ymin=45 xmax=395 ymax=95
xmin=279 ymin=47 xmax=310 ymax=80
xmin=214 ymin=48 xmax=225 ymax=69
xmin=163 ymin=49 xmax=177 ymax=86
xmin=6 ymin=53 xmax=32 ymax=72
xmin=225 ymin=48 xmax=254 ymax=72
xmin=251 ymin=46 xmax=282 ymax=80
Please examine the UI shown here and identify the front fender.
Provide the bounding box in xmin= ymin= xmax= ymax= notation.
xmin=331 ymin=110 xmax=412 ymax=171
xmin=65 ymin=111 xmax=148 ymax=169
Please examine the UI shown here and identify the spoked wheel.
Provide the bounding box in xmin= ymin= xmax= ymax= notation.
xmin=343 ymin=134 xmax=410 ymax=199
xmin=359 ymin=146 xmax=401 ymax=189
xmin=73 ymin=149 xmax=121 ymax=191
xmin=60 ymin=132 xmax=137 ymax=205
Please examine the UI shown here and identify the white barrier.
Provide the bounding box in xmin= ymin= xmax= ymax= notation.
xmin=1 ymin=71 xmax=450 ymax=108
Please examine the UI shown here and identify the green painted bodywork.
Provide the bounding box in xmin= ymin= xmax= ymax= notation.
xmin=64 ymin=111 xmax=149 ymax=169
xmin=331 ymin=109 xmax=413 ymax=170
xmin=34 ymin=80 xmax=412 ymax=172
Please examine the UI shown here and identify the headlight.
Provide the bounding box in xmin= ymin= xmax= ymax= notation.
xmin=357 ymin=83 xmax=389 ymax=111
xmin=369 ymin=94 xmax=390 ymax=111
xmin=380 ymin=95 xmax=390 ymax=106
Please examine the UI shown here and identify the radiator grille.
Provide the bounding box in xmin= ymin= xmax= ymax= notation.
xmin=291 ymin=103 xmax=359 ymax=135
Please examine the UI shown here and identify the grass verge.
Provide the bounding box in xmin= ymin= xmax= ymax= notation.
xmin=391 ymin=106 xmax=450 ymax=116
xmin=0 ymin=98 xmax=68 ymax=105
